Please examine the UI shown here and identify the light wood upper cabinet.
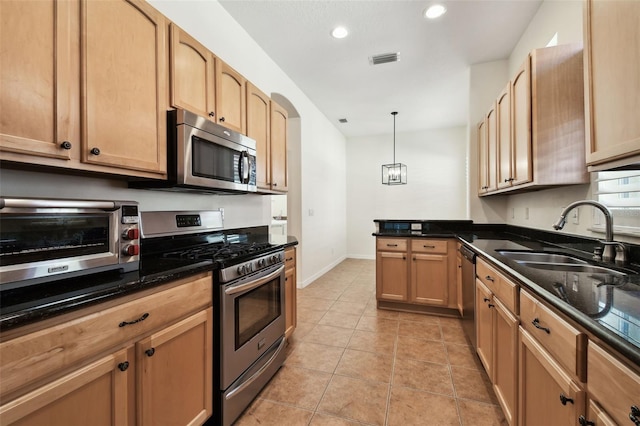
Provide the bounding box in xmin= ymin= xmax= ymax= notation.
xmin=81 ymin=0 xmax=167 ymax=175
xmin=169 ymin=23 xmax=216 ymax=120
xmin=0 ymin=0 xmax=79 ymax=161
xmin=477 ymin=120 xmax=489 ymax=194
xmin=511 ymin=58 xmax=532 ymax=187
xmin=215 ymin=59 xmax=246 ymax=134
xmin=247 ymin=82 xmax=271 ymax=190
xmin=487 ymin=104 xmax=498 ymax=193
xmin=479 ymin=44 xmax=588 ymax=196
xmin=270 ymin=100 xmax=289 ymax=192
xmin=496 ymin=84 xmax=512 ymax=189
xmin=584 ymin=0 xmax=640 ymax=170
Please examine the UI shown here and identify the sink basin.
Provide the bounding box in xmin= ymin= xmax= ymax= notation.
xmin=516 ymin=261 xmax=627 ymax=278
xmin=497 ymin=250 xmax=588 ymax=265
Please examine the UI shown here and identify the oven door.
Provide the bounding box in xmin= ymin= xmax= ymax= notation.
xmin=177 ymin=122 xmax=257 ymax=193
xmin=220 ymin=263 xmax=285 ymax=390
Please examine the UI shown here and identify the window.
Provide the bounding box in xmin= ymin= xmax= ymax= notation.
xmin=594 ymin=171 xmax=640 ymax=236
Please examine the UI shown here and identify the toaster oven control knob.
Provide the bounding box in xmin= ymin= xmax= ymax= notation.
xmin=123 ymin=244 xmax=140 ymax=256
xmin=122 ymin=228 xmax=140 ymax=240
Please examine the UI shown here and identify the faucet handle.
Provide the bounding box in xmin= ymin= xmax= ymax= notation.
xmin=592 ymin=246 xmax=603 ymax=261
xmin=601 ymin=241 xmax=627 ymax=266
xmin=614 ymin=243 xmax=628 ymax=267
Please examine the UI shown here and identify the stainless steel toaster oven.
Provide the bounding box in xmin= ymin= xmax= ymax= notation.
xmin=0 ymin=197 xmax=140 ymax=289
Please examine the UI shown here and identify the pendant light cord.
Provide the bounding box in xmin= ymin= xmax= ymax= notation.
xmin=392 ymin=111 xmax=398 ymax=164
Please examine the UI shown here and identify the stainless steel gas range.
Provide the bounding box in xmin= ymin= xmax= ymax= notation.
xmin=140 ymin=210 xmax=286 ymax=426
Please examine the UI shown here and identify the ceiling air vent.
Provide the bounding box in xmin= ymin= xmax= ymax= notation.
xmin=338 ymin=118 xmax=348 ymax=123
xmin=369 ymin=52 xmax=400 ymax=66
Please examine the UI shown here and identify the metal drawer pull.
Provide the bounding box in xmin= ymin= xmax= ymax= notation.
xmin=532 ymin=318 xmax=550 ymax=334
xmin=578 ymin=417 xmax=594 ymax=426
xmin=485 ymin=275 xmax=495 ymax=282
xmin=387 ymin=244 xmax=398 ymax=247
xmin=488 ymin=304 xmax=495 ymax=308
xmin=119 ymin=312 xmax=149 ymax=327
xmin=118 ymin=361 xmax=129 ymax=372
xmin=559 ymin=393 xmax=574 ymax=405
xmin=630 ymin=406 xmax=640 ymax=425
xmin=423 ymin=245 xmax=435 ymax=248
xmin=145 ymin=348 xmax=155 ymax=357
xmin=483 ymin=298 xmax=490 ymax=303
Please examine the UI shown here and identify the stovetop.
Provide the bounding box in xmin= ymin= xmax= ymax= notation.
xmin=161 ymin=241 xmax=275 ymax=263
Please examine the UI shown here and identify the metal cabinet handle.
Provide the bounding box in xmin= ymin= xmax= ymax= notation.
xmin=209 ymin=111 xmax=215 ymax=117
xmin=578 ymin=416 xmax=595 ymax=426
xmin=387 ymin=244 xmax=398 ymax=247
xmin=60 ymin=141 xmax=72 ymax=150
xmin=532 ymin=318 xmax=550 ymax=334
xmin=145 ymin=348 xmax=155 ymax=357
xmin=90 ymin=147 xmax=100 ymax=155
xmin=219 ymin=117 xmax=226 ymax=122
xmin=559 ymin=393 xmax=574 ymax=405
xmin=423 ymin=245 xmax=435 ymax=248
xmin=488 ymin=304 xmax=495 ymax=308
xmin=485 ymin=275 xmax=495 ymax=282
xmin=118 ymin=361 xmax=129 ymax=372
xmin=630 ymin=406 xmax=640 ymax=425
xmin=119 ymin=312 xmax=149 ymax=327
xmin=483 ymin=298 xmax=490 ymax=303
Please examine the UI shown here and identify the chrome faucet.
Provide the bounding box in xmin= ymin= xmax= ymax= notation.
xmin=552 ymin=200 xmax=627 ymax=265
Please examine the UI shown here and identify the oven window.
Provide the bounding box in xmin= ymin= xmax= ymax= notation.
xmin=192 ymin=135 xmax=240 ymax=183
xmin=235 ymin=276 xmax=281 ymax=349
xmin=0 ymin=214 xmax=110 ymax=266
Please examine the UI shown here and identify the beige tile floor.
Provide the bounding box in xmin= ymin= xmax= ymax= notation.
xmin=235 ymin=259 xmax=507 ymax=426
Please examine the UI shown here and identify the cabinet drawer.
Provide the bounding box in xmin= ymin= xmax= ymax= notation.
xmin=0 ymin=274 xmax=212 ymax=398
xmin=476 ymin=258 xmax=518 ymax=313
xmin=520 ymin=290 xmax=586 ymax=380
xmin=377 ymin=238 xmax=407 ymax=252
xmin=411 ymin=239 xmax=447 ymax=254
xmin=587 ymin=341 xmax=640 ymax=426
xmin=284 ymin=247 xmax=296 ymax=270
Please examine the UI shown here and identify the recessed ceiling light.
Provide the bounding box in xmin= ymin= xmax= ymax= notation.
xmin=424 ymin=4 xmax=447 ymax=19
xmin=331 ymin=26 xmax=349 ymax=39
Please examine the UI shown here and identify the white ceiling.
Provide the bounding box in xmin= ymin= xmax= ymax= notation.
xmin=219 ymin=0 xmax=543 ymax=138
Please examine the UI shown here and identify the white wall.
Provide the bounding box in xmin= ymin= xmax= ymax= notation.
xmin=346 ymin=126 xmax=468 ymax=259
xmin=0 ymin=0 xmax=348 ymax=286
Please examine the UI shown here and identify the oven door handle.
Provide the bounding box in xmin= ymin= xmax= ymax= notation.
xmin=224 ymin=265 xmax=284 ymax=296
xmin=225 ymin=336 xmax=286 ymax=401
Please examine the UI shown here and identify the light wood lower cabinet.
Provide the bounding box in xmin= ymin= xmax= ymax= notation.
xmin=475 ymin=279 xmax=494 ymax=378
xmin=376 ymin=249 xmax=408 ymax=302
xmin=0 ymin=273 xmax=213 ymax=426
xmin=519 ymin=327 xmax=585 ymax=426
xmin=410 ymin=240 xmax=448 ymax=306
xmin=284 ymin=247 xmax=297 ymax=339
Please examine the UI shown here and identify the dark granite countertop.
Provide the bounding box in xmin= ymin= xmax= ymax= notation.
xmin=0 ymin=236 xmax=299 ymax=332
xmin=374 ymin=222 xmax=640 ymax=367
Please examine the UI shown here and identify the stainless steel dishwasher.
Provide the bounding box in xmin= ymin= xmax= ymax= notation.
xmin=459 ymin=244 xmax=477 ymax=349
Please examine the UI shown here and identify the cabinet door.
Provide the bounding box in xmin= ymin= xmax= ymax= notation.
xmin=376 ymin=251 xmax=408 ymax=302
xmin=493 ymin=298 xmax=519 ymax=426
xmin=169 ymin=23 xmax=215 ymax=119
xmin=270 ymin=100 xmax=289 ymax=192
xmin=497 ymin=84 xmax=513 ymax=189
xmin=478 ymin=119 xmax=489 ymax=194
xmin=0 ymin=0 xmax=78 ymax=160
xmin=81 ymin=0 xmax=167 ymax=175
xmin=247 ymin=82 xmax=271 ymax=190
xmin=0 ymin=348 xmax=132 ymax=426
xmin=215 ymin=59 xmax=246 ymax=134
xmin=456 ymin=247 xmax=463 ymax=316
xmin=519 ymin=328 xmax=585 ymax=426
xmin=486 ymin=103 xmax=498 ymax=192
xmin=137 ymin=308 xmax=213 ymax=426
xmin=511 ymin=56 xmax=533 ymax=186
xmin=285 ymin=265 xmax=297 ymax=339
xmin=584 ymin=0 xmax=640 ymax=166
xmin=410 ymin=253 xmax=448 ymax=306
xmin=475 ymin=279 xmax=493 ymax=378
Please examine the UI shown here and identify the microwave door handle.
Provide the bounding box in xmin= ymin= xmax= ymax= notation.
xmin=242 ymin=151 xmax=250 ymax=183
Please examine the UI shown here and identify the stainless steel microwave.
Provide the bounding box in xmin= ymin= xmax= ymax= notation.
xmin=130 ymin=109 xmax=257 ymax=193
xmin=0 ymin=198 xmax=140 ymax=289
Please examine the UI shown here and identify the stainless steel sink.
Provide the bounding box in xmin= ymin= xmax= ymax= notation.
xmin=515 ymin=261 xmax=627 ymax=277
xmin=496 ymin=250 xmax=588 ymax=265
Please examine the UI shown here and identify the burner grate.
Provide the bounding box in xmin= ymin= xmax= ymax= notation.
xmin=163 ymin=242 xmax=274 ymax=262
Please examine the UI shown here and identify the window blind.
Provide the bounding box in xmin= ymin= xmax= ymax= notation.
xmin=594 ymin=171 xmax=640 ymax=234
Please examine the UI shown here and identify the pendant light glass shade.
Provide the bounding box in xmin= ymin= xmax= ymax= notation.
xmin=381 ymin=112 xmax=407 ymax=185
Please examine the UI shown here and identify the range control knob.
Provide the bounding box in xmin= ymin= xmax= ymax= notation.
xmin=247 ymin=263 xmax=254 ymax=273
xmin=257 ymin=259 xmax=266 ymax=267
xmin=122 ymin=228 xmax=140 ymax=240
xmin=123 ymin=244 xmax=139 ymax=256
xmin=237 ymin=265 xmax=247 ymax=275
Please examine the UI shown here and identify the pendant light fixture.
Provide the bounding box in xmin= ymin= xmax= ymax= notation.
xmin=382 ymin=111 xmax=407 ymax=185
